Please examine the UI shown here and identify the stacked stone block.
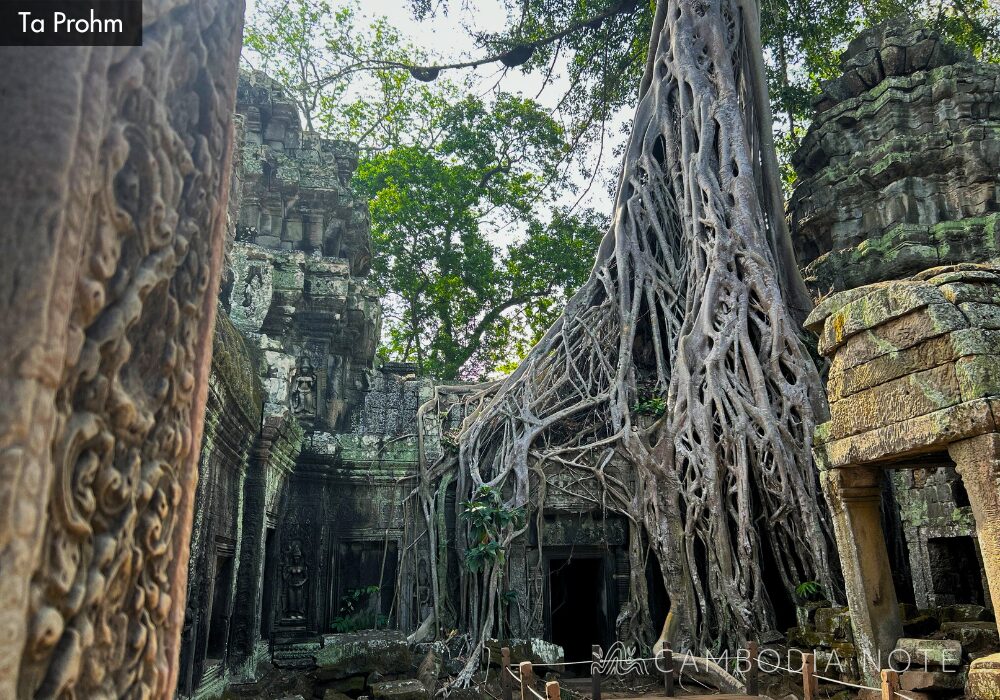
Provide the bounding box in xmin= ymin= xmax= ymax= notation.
xmin=790 ymin=19 xmax=1000 ymax=295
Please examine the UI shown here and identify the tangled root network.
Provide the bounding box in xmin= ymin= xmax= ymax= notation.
xmin=413 ymin=0 xmax=842 ymax=686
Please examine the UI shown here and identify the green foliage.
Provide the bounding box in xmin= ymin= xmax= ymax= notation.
xmin=632 ymin=395 xmax=667 ymax=416
xmin=355 ymin=97 xmax=606 ymax=379
xmin=407 ymin=0 xmax=998 ymax=190
xmin=330 ymin=585 xmax=387 ymax=632
xmin=461 ymin=486 xmax=525 ymax=573
xmin=794 ymin=580 xmax=824 ymax=602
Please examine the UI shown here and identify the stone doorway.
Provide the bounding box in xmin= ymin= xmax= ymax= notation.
xmin=207 ymin=553 xmax=235 ymax=662
xmin=332 ymin=540 xmax=399 ymax=630
xmin=546 ymin=553 xmax=614 ymax=667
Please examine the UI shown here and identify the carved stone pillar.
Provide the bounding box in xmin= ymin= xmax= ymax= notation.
xmin=821 ymin=466 xmax=903 ymax=684
xmin=0 ymin=1 xmax=244 ymax=697
xmin=948 ymin=433 xmax=1000 ymax=612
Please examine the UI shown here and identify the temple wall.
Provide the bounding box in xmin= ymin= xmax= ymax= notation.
xmin=0 ymin=2 xmax=245 ymax=697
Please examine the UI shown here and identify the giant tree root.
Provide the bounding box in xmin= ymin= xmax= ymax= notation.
xmin=413 ymin=0 xmax=842 ymax=687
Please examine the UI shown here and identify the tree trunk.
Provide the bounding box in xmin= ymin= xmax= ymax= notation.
xmin=421 ymin=0 xmax=841 ymax=683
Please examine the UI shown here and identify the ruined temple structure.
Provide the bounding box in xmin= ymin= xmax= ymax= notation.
xmin=176 ymin=74 xmax=648 ymax=700
xmin=0 ymin=1 xmax=245 ymax=698
xmin=790 ymin=19 xmax=1000 ymax=296
xmin=176 ymin=71 xmax=391 ymax=696
xmin=790 ymin=19 xmax=1000 ymax=694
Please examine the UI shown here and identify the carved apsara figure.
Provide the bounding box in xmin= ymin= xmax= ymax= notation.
xmin=282 ymin=542 xmax=309 ymax=620
xmin=290 ymin=356 xmax=317 ymax=416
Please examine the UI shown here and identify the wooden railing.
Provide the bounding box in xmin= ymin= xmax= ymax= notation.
xmin=500 ymin=642 xmax=910 ymax=700
xmin=501 ymin=647 xmax=561 ymax=700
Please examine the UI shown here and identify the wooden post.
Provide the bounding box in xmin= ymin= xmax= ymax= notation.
xmin=746 ymin=641 xmax=759 ymax=696
xmin=546 ymin=680 xmax=561 ymax=700
xmin=881 ymin=669 xmax=901 ymax=700
xmin=520 ymin=661 xmax=534 ymax=700
xmin=662 ymin=642 xmax=674 ymax=697
xmin=502 ymin=647 xmax=512 ymax=700
xmin=802 ymin=652 xmax=817 ymax=700
xmin=592 ymin=645 xmax=602 ymax=700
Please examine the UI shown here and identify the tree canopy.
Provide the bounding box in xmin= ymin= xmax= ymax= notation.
xmin=354 ymin=94 xmax=605 ymax=379
xmin=243 ymin=0 xmax=997 ymax=377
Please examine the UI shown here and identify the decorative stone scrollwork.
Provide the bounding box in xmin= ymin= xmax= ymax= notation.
xmin=0 ymin=1 xmax=244 ymax=697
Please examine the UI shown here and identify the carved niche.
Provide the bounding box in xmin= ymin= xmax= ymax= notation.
xmin=0 ymin=1 xmax=244 ymax=697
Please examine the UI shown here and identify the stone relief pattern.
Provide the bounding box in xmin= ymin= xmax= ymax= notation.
xmin=16 ymin=3 xmax=242 ymax=697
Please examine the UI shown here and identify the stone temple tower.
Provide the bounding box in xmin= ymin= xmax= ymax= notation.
xmin=791 ymin=20 xmax=1000 ymax=691
xmin=179 ymin=71 xmax=384 ymax=696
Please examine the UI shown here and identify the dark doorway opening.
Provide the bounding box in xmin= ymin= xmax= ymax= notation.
xmin=206 ymin=554 xmax=234 ymax=660
xmin=883 ymin=474 xmax=916 ymax=605
xmin=548 ymin=556 xmax=609 ymax=667
xmin=333 ymin=540 xmax=399 ymax=629
xmin=261 ymin=528 xmax=277 ymax=640
xmin=645 ymin=550 xmax=670 ymax=635
xmin=928 ymin=536 xmax=985 ymax=606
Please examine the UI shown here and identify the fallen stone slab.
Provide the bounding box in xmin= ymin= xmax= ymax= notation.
xmin=900 ymin=669 xmax=967 ymax=692
xmin=814 ymin=606 xmax=852 ymax=640
xmin=896 ymin=638 xmax=963 ymax=669
xmin=485 ymin=638 xmax=565 ymax=666
xmin=938 ymin=604 xmax=993 ymax=623
xmin=371 ymin=679 xmax=429 ymax=700
xmin=315 ymin=630 xmax=413 ymax=681
xmin=941 ymin=621 xmax=1000 ymax=655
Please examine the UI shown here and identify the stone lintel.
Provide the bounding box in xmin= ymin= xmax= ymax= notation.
xmin=827 ymin=328 xmax=1000 ymax=401
xmin=814 ymin=398 xmax=998 ymax=470
xmin=828 ymin=362 xmax=962 ymax=440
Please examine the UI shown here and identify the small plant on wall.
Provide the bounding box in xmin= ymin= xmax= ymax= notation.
xmin=461 ymin=485 xmax=525 ymax=572
xmin=793 ymin=580 xmax=824 ymax=603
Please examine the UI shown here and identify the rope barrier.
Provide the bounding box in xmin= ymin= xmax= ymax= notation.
xmin=531 ymin=659 xmax=595 ymax=667
xmin=503 ymin=644 xmax=923 ymax=700
xmin=814 ymin=673 xmax=878 ymax=692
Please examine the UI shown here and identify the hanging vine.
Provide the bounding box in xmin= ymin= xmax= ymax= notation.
xmin=408 ymin=0 xmax=841 ymax=686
